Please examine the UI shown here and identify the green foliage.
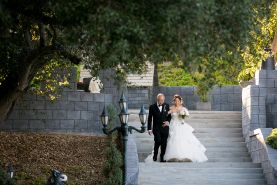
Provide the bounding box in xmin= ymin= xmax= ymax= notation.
xmin=30 ymin=59 xmax=73 ymax=100
xmin=0 ymin=1 xmax=262 ymax=84
xmin=158 ymin=61 xmax=238 ymax=101
xmin=106 ymin=104 xmax=118 ymax=129
xmin=0 ymin=164 xmax=18 ymax=185
xmin=267 ymin=129 xmax=277 ymax=149
xmin=1 ymin=0 xmax=277 ymax=117
xmin=158 ymin=61 xmax=238 ymax=87
xmin=99 ymin=136 xmax=123 ymax=185
xmin=99 ymin=104 xmax=123 ymax=185
xmin=76 ymin=65 xmax=81 ymax=82
xmin=157 ymin=63 xmax=196 ymax=86
xmin=238 ymin=1 xmax=277 ymax=82
xmin=15 ymin=170 xmax=46 ymax=185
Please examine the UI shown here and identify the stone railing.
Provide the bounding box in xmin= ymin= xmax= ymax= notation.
xmin=125 ymin=134 xmax=139 ymax=185
xmin=247 ymin=128 xmax=277 ymax=185
xmin=242 ymin=69 xmax=277 ymax=185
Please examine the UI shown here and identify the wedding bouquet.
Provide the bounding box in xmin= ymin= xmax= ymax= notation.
xmin=178 ymin=108 xmax=189 ymax=122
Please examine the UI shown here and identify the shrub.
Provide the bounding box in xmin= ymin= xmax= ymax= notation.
xmin=99 ymin=136 xmax=123 ymax=185
xmin=98 ymin=105 xmax=123 ymax=185
xmin=0 ymin=164 xmax=18 ymax=185
xmin=157 ymin=63 xmax=196 ymax=86
xmin=266 ymin=129 xmax=277 ymax=149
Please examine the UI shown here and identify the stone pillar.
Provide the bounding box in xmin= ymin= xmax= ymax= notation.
xmin=242 ymin=85 xmax=266 ymax=137
xmin=99 ymin=69 xmax=127 ymax=106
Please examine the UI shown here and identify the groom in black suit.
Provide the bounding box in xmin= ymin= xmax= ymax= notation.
xmin=148 ymin=93 xmax=171 ymax=162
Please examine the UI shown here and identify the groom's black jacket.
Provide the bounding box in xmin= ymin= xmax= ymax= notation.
xmin=148 ymin=103 xmax=171 ymax=134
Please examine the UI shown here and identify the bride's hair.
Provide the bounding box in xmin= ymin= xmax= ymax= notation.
xmin=172 ymin=94 xmax=184 ymax=105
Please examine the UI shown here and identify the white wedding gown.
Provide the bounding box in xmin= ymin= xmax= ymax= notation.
xmin=145 ymin=108 xmax=208 ymax=163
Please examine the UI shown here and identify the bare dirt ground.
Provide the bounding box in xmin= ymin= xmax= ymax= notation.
xmin=0 ymin=132 xmax=109 ymax=185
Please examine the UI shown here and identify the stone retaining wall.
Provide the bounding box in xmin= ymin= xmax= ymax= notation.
xmin=0 ymin=91 xmax=113 ymax=134
xmin=242 ymin=69 xmax=277 ymax=185
xmin=127 ymin=87 xmax=152 ymax=109
xmin=126 ymin=134 xmax=139 ymax=185
xmin=242 ymin=70 xmax=277 ymax=137
xmin=128 ymin=85 xmax=242 ymax=111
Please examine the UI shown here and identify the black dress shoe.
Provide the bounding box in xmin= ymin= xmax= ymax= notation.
xmin=153 ymin=156 xmax=157 ymax=161
xmin=160 ymin=156 xmax=166 ymax=162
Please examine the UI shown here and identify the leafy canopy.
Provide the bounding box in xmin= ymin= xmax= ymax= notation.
xmin=0 ymin=0 xmax=276 ymax=101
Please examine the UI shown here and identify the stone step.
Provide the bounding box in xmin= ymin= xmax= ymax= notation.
xmin=136 ymin=139 xmax=246 ymax=147
xmin=207 ymin=157 xmax=252 ymax=162
xmin=139 ymin=162 xmax=261 ymax=168
xmin=139 ymin=166 xmax=263 ymax=173
xmin=133 ymin=135 xmax=245 ymax=142
xmin=184 ymin=114 xmax=242 ymax=119
xmin=197 ymin=137 xmax=245 ymax=142
xmin=139 ymin=173 xmax=264 ymax=179
xmin=129 ymin=121 xmax=242 ymax=128
xmin=128 ymin=109 xmax=242 ymax=114
xmin=138 ymin=178 xmax=266 ymax=185
xmin=129 ymin=118 xmax=242 ymax=124
xmin=138 ymin=150 xmax=250 ymax=158
xmin=138 ymin=155 xmax=251 ymax=162
xmin=137 ymin=146 xmax=247 ymax=153
xmin=194 ymin=132 xmax=243 ymax=137
xmin=193 ymin=128 xmax=242 ymax=133
xmin=133 ymin=132 xmax=243 ymax=138
xmin=187 ymin=121 xmax=242 ymax=128
xmin=136 ymin=110 xmax=265 ymax=185
xmin=131 ymin=127 xmax=243 ymax=134
xmin=206 ymin=151 xmax=250 ymax=157
xmin=138 ymin=151 xmax=250 ymax=159
xmin=128 ymin=110 xmax=242 ymax=118
xmin=128 ymin=117 xmax=243 ymax=123
xmin=136 ymin=140 xmax=246 ymax=147
xmin=137 ymin=144 xmax=247 ymax=153
xmin=128 ymin=114 xmax=242 ymax=123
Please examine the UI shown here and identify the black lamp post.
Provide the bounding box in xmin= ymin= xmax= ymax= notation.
xmin=119 ymin=92 xmax=127 ymax=111
xmin=7 ymin=163 xmax=14 ymax=178
xmin=100 ymin=93 xmax=147 ymax=185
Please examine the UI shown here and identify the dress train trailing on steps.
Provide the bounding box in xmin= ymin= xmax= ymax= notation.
xmin=145 ymin=107 xmax=208 ymax=163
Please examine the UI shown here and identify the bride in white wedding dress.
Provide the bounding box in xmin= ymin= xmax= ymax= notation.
xmin=145 ymin=94 xmax=208 ymax=163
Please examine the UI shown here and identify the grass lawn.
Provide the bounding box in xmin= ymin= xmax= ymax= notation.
xmin=0 ymin=132 xmax=109 ymax=185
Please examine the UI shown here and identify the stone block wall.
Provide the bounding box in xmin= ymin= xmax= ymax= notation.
xmin=242 ymin=85 xmax=267 ymax=137
xmin=153 ymin=86 xmax=198 ymax=109
xmin=209 ymin=85 xmax=242 ymax=111
xmin=266 ymin=94 xmax=277 ymax=128
xmin=126 ymin=87 xmax=152 ymax=109
xmin=98 ymin=68 xmax=242 ymax=111
xmin=0 ymin=91 xmax=113 ymax=134
xmin=242 ymin=69 xmax=277 ymax=185
xmin=152 ymin=85 xmax=242 ymax=111
xmin=242 ymin=70 xmax=277 ymax=137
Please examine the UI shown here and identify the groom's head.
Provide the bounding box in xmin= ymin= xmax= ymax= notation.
xmin=157 ymin=93 xmax=165 ymax=105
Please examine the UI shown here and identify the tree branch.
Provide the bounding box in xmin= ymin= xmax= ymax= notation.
xmin=39 ymin=23 xmax=46 ymax=47
xmin=24 ymin=25 xmax=33 ymax=49
xmin=49 ymin=25 xmax=57 ymax=44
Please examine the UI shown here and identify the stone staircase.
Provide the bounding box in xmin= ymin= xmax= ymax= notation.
xmin=128 ymin=110 xmax=267 ymax=185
